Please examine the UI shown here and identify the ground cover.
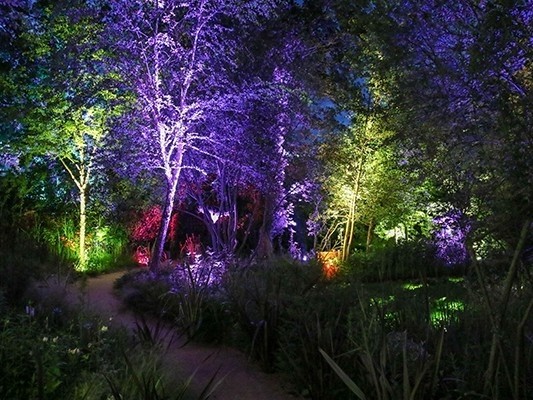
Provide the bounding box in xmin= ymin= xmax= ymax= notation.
xmin=113 ymin=256 xmax=533 ymax=400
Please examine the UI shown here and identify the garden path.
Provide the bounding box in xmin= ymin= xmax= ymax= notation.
xmin=66 ymin=270 xmax=301 ymax=400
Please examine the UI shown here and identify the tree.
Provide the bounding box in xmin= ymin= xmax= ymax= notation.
xmin=10 ymin=1 xmax=118 ymax=270
xmin=316 ymin=108 xmax=406 ymax=260
xmin=108 ymin=0 xmax=292 ymax=268
xmin=380 ymin=0 xmax=532 ymax=252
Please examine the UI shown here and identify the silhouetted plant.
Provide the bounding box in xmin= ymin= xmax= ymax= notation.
xmin=224 ymin=256 xmax=322 ymax=372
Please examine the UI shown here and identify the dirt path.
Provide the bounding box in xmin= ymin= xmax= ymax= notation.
xmin=63 ymin=271 xmax=301 ymax=400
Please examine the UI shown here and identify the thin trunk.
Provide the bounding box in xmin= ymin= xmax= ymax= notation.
xmin=79 ymin=189 xmax=87 ymax=270
xmin=366 ymin=219 xmax=374 ymax=252
xmin=207 ymin=209 xmax=221 ymax=253
xmin=256 ymin=194 xmax=274 ymax=259
xmin=342 ymin=159 xmax=364 ymax=262
xmin=149 ymin=173 xmax=180 ymax=271
xmin=342 ymin=192 xmax=356 ymax=262
xmin=229 ymin=189 xmax=238 ymax=252
xmin=60 ymin=156 xmax=90 ymax=271
xmin=237 ymin=191 xmax=260 ymax=254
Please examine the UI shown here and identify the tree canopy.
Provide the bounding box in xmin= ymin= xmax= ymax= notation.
xmin=1 ymin=0 xmax=530 ymax=270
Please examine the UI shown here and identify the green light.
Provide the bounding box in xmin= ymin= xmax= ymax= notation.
xmin=431 ymin=297 xmax=464 ymax=326
xmin=402 ymin=283 xmax=423 ymax=290
xmin=448 ymin=277 xmax=464 ymax=283
xmin=372 ymin=295 xmax=396 ymax=306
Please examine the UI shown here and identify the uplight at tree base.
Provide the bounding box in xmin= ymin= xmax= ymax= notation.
xmin=317 ymin=250 xmax=341 ymax=279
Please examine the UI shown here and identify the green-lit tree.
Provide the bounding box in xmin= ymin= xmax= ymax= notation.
xmin=317 ymin=110 xmax=407 ymax=261
xmin=11 ymin=1 xmax=120 ymax=270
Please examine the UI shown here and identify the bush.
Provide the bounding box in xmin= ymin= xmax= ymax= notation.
xmin=344 ymin=239 xmax=462 ymax=282
xmin=276 ymin=283 xmax=353 ymax=400
xmin=115 ymin=252 xmax=237 ymax=343
xmin=224 ymin=256 xmax=323 ymax=372
xmin=0 ymin=307 xmax=127 ymax=400
xmin=0 ymin=238 xmax=47 ymax=306
xmin=0 ymin=296 xmax=206 ymax=399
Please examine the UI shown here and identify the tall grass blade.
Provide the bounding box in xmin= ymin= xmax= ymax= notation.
xmin=402 ymin=333 xmax=410 ymax=400
xmin=319 ymin=347 xmax=367 ymax=400
xmin=429 ymin=328 xmax=445 ymax=398
xmin=196 ymin=365 xmax=227 ymax=400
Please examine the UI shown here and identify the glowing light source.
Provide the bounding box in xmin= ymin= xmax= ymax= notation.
xmin=317 ymin=250 xmax=341 ymax=279
xmin=433 ymin=210 xmax=470 ymax=266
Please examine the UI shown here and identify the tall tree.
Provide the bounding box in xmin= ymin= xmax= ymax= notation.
xmin=9 ymin=1 xmax=118 ymax=270
xmin=108 ymin=0 xmax=289 ymax=269
xmin=382 ymin=0 xmax=532 ymax=250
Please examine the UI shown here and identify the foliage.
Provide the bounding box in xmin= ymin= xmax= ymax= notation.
xmin=0 ymin=288 xmax=217 ymax=400
xmin=343 ymin=239 xmax=461 ymax=282
xmin=224 ymin=256 xmax=323 ymax=371
xmin=2 ymin=1 xmax=532 ymax=396
xmin=112 ymin=248 xmax=533 ymax=399
xmin=0 ymin=306 xmax=127 ymax=399
xmin=364 ymin=0 xmax=532 ymax=252
xmin=5 ymin=0 xmax=125 ymax=272
xmin=33 ymin=216 xmax=130 ymax=275
xmin=316 ymin=111 xmax=405 ymax=260
xmin=115 ymin=252 xmax=235 ymax=343
xmin=107 ymin=0 xmax=294 ymax=269
xmin=273 ymin=271 xmax=533 ymax=399
xmin=0 ymin=237 xmax=46 ymax=306
xmin=276 ymin=284 xmax=353 ymax=399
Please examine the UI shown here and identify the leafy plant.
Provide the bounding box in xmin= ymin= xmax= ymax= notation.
xmin=319 ymin=348 xmax=367 ymax=400
xmin=276 ymin=284 xmax=352 ymax=400
xmin=0 ymin=306 xmax=126 ymax=400
xmin=225 ymin=256 xmax=322 ymax=372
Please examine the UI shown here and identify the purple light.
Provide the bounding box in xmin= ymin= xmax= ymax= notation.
xmin=433 ymin=210 xmax=470 ymax=266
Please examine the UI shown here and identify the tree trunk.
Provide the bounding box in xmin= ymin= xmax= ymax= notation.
xmin=366 ymin=219 xmax=374 ymax=252
xmin=342 ymin=192 xmax=356 ymax=262
xmin=341 ymin=161 xmax=363 ymax=262
xmin=256 ymin=194 xmax=274 ymax=259
xmin=149 ymin=174 xmax=180 ymax=271
xmin=79 ymin=189 xmax=87 ymax=270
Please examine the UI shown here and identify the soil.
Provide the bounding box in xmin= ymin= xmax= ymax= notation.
xmin=37 ymin=270 xmax=302 ymax=400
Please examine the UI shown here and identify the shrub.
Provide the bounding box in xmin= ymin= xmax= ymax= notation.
xmin=0 ymin=307 xmax=127 ymax=400
xmin=276 ymin=283 xmax=353 ymax=400
xmin=0 ymin=295 xmax=208 ymax=399
xmin=344 ymin=239 xmax=462 ymax=282
xmin=224 ymin=256 xmax=323 ymax=372
xmin=115 ymin=252 xmax=236 ymax=343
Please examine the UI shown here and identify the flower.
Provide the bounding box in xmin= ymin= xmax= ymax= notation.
xmin=25 ymin=305 xmax=35 ymax=317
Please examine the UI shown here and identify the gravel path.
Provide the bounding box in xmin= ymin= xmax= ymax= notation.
xmin=53 ymin=270 xmax=301 ymax=400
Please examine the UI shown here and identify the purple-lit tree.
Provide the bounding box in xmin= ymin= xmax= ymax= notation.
xmin=180 ymin=108 xmax=250 ymax=254
xmin=372 ymin=0 xmax=533 ymax=251
xmin=432 ymin=210 xmax=471 ymax=266
xmin=236 ymin=12 xmax=317 ymax=258
xmin=107 ymin=0 xmax=289 ymax=269
xmin=181 ymin=78 xmax=308 ymax=256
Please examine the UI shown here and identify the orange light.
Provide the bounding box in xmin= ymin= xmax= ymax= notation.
xmin=317 ymin=251 xmax=340 ymax=279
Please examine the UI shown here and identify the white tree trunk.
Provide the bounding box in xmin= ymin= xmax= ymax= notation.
xmin=79 ymin=188 xmax=87 ymax=270
xmin=149 ymin=173 xmax=180 ymax=271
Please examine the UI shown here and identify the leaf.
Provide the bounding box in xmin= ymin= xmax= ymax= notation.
xmin=319 ymin=347 xmax=367 ymax=400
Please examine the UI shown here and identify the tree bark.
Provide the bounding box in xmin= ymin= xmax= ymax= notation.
xmin=366 ymin=219 xmax=374 ymax=252
xmin=79 ymin=188 xmax=87 ymax=270
xmin=256 ymin=194 xmax=275 ymax=259
xmin=149 ymin=173 xmax=180 ymax=271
